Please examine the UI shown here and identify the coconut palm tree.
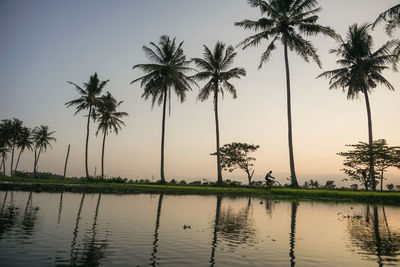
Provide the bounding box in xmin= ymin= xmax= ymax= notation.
xmin=32 ymin=125 xmax=56 ymax=177
xmin=8 ymin=118 xmax=23 ymax=176
xmin=0 ymin=120 xmax=12 ymax=176
xmin=66 ymin=73 xmax=109 ymax=179
xmin=235 ymin=0 xmax=337 ymax=187
xmin=373 ymin=4 xmax=400 ymax=58
xmin=318 ymin=24 xmax=395 ymax=191
xmin=192 ymin=42 xmax=246 ymax=185
xmin=94 ymin=92 xmax=128 ymax=179
xmin=14 ymin=127 xmax=33 ymax=173
xmin=131 ymin=35 xmax=196 ymax=183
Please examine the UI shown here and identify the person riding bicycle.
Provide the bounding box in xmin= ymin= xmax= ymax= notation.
xmin=265 ymin=171 xmax=275 ymax=187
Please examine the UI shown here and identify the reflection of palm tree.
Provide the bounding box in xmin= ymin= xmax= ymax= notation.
xmin=346 ymin=205 xmax=400 ymax=265
xmin=70 ymin=193 xmax=86 ymax=266
xmin=1 ymin=191 xmax=8 ymax=214
xmin=0 ymin=191 xmax=19 ymax=240
xmin=210 ymin=195 xmax=222 ymax=266
xmin=289 ymin=202 xmax=298 ymax=267
xmin=79 ymin=193 xmax=107 ymax=266
xmin=151 ymin=194 xmax=164 ymax=266
xmin=57 ymin=192 xmax=63 ymax=225
xmin=21 ymin=191 xmax=38 ymax=236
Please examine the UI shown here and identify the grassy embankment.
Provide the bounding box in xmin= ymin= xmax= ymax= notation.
xmin=1 ymin=176 xmax=400 ymax=205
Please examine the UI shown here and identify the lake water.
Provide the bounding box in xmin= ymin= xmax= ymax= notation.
xmin=0 ymin=191 xmax=399 ymax=266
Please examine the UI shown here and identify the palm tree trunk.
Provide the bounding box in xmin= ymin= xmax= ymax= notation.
xmin=33 ymin=150 xmax=37 ymax=178
xmin=10 ymin=143 xmax=15 ymax=176
xmin=101 ymin=130 xmax=107 ymax=179
xmin=363 ymin=89 xmax=376 ymax=191
xmin=85 ymin=104 xmax=92 ymax=179
xmin=63 ymin=144 xmax=71 ymax=178
xmin=35 ymin=147 xmax=42 ymax=175
xmin=214 ymin=85 xmax=223 ymax=185
xmin=14 ymin=149 xmax=23 ymax=173
xmin=160 ymin=89 xmax=167 ymax=184
xmin=2 ymin=156 xmax=5 ymax=177
xmin=283 ymin=42 xmax=299 ymax=188
xmin=380 ymin=169 xmax=384 ymax=192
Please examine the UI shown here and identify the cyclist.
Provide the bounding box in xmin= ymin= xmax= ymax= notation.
xmin=265 ymin=171 xmax=275 ymax=187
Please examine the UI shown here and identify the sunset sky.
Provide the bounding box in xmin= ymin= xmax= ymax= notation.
xmin=1 ymin=0 xmax=399 ymax=185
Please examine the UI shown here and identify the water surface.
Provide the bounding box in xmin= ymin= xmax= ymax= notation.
xmin=0 ymin=191 xmax=399 ymax=266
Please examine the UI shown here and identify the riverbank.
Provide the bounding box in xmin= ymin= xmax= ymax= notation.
xmin=1 ymin=176 xmax=399 ymax=205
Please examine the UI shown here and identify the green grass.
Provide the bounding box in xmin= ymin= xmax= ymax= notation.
xmin=1 ymin=176 xmax=400 ymax=205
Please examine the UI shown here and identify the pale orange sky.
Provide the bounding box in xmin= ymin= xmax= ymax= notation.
xmin=0 ymin=0 xmax=399 ymax=186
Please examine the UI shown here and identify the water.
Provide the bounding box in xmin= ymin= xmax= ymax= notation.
xmin=0 ymin=191 xmax=399 ymax=266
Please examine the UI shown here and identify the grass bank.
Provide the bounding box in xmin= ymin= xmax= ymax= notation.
xmin=1 ymin=176 xmax=400 ymax=205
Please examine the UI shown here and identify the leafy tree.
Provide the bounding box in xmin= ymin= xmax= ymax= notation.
xmin=337 ymin=140 xmax=400 ymax=191
xmin=324 ymin=180 xmax=336 ymax=190
xmin=66 ymin=73 xmax=109 ymax=179
xmin=386 ymin=183 xmax=394 ymax=191
xmin=211 ymin=142 xmax=259 ymax=185
xmin=192 ymin=42 xmax=246 ymax=185
xmin=131 ymin=35 xmax=196 ymax=184
xmin=319 ymin=24 xmax=396 ymax=191
xmin=14 ymin=127 xmax=33 ymax=173
xmin=94 ymin=92 xmax=128 ymax=179
xmin=396 ymin=185 xmax=400 ymax=191
xmin=235 ymin=0 xmax=337 ymax=188
xmin=32 ymin=125 xmax=56 ymax=177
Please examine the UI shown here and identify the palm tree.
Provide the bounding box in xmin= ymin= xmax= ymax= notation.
xmin=0 ymin=120 xmax=12 ymax=176
xmin=9 ymin=118 xmax=23 ymax=176
xmin=131 ymin=35 xmax=196 ymax=183
xmin=192 ymin=42 xmax=246 ymax=185
xmin=373 ymin=4 xmax=400 ymax=58
xmin=66 ymin=73 xmax=109 ymax=179
xmin=94 ymin=92 xmax=128 ymax=179
xmin=318 ymin=24 xmax=395 ymax=191
xmin=32 ymin=125 xmax=56 ymax=177
xmin=14 ymin=127 xmax=33 ymax=173
xmin=235 ymin=0 xmax=337 ymax=187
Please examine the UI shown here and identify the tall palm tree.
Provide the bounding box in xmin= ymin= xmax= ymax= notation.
xmin=94 ymin=92 xmax=128 ymax=179
xmin=32 ymin=125 xmax=56 ymax=177
xmin=9 ymin=118 xmax=23 ymax=175
xmin=318 ymin=24 xmax=395 ymax=191
xmin=14 ymin=127 xmax=33 ymax=173
xmin=66 ymin=73 xmax=109 ymax=179
xmin=131 ymin=35 xmax=196 ymax=183
xmin=235 ymin=0 xmax=337 ymax=187
xmin=192 ymin=42 xmax=246 ymax=185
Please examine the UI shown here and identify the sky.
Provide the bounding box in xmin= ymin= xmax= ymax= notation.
xmin=0 ymin=0 xmax=399 ymax=186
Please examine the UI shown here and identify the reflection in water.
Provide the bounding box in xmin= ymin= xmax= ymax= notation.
xmin=21 ymin=191 xmax=38 ymax=236
xmin=70 ymin=193 xmax=86 ymax=265
xmin=210 ymin=197 xmax=255 ymax=266
xmin=210 ymin=195 xmax=222 ymax=266
xmin=57 ymin=192 xmax=63 ymax=224
xmin=151 ymin=194 xmax=164 ymax=266
xmin=69 ymin=193 xmax=108 ymax=266
xmin=0 ymin=191 xmax=19 ymax=239
xmin=289 ymin=202 xmax=298 ymax=267
xmin=346 ymin=205 xmax=400 ymax=266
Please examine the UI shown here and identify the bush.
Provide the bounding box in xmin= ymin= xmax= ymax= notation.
xmin=169 ymin=179 xmax=177 ymax=185
xmin=189 ymin=180 xmax=202 ymax=185
xmin=387 ymin=183 xmax=394 ymax=192
xmin=350 ymin=184 xmax=358 ymax=190
xmin=178 ymin=180 xmax=187 ymax=185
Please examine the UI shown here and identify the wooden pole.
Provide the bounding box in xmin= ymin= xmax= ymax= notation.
xmin=63 ymin=144 xmax=71 ymax=178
